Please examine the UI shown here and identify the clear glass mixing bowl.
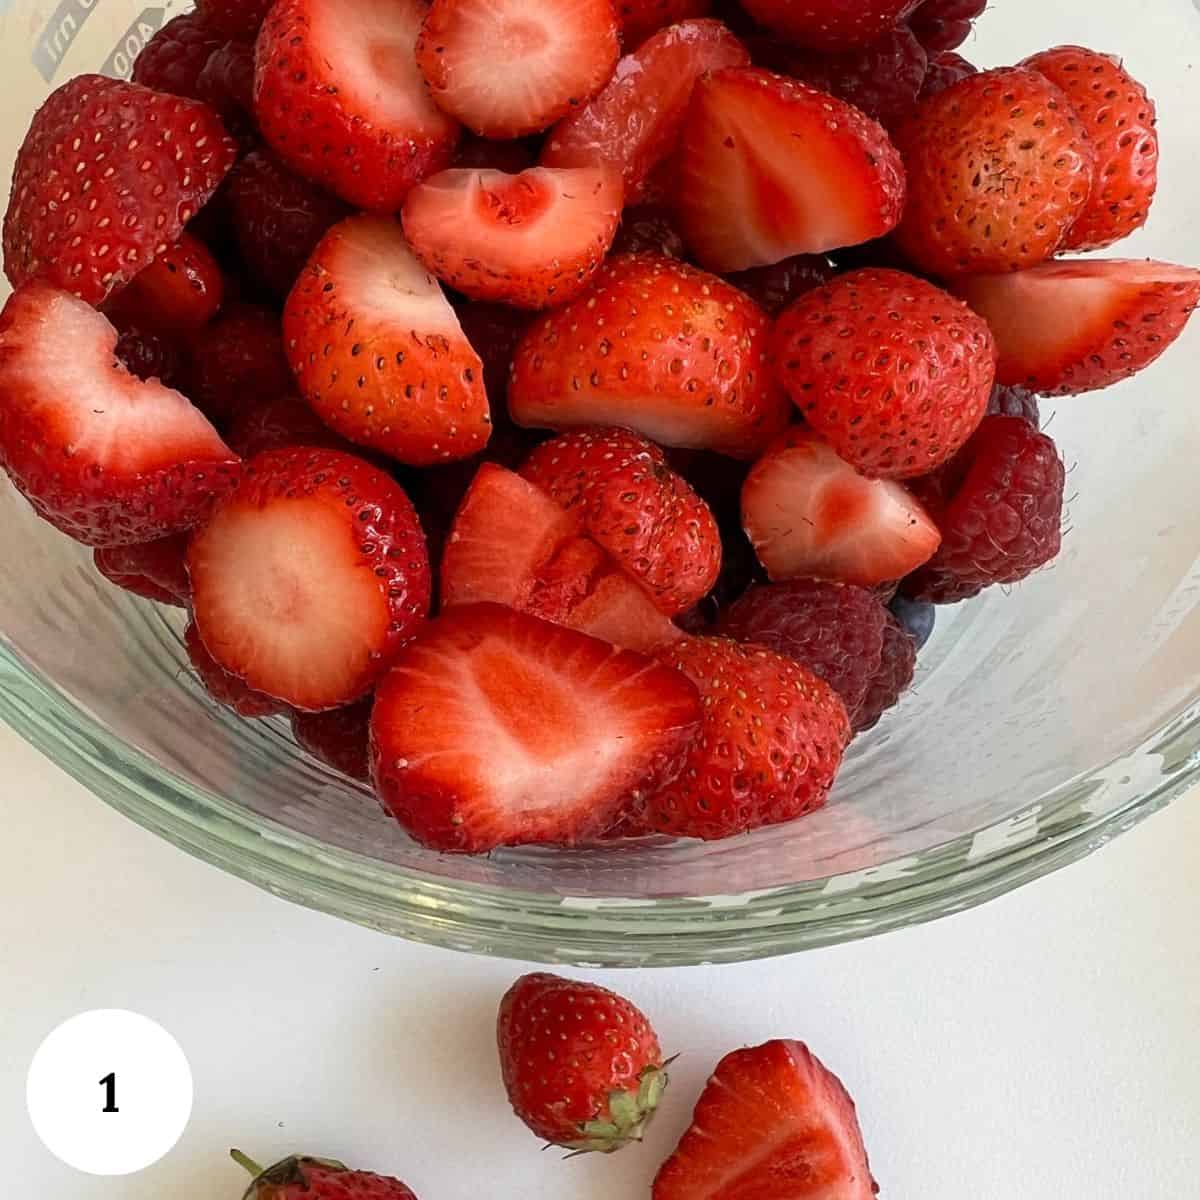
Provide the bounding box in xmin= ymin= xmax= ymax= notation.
xmin=1 ymin=0 xmax=1197 ymax=967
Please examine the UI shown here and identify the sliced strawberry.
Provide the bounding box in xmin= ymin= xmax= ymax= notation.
xmin=94 ymin=535 xmax=192 ymax=608
xmin=742 ymin=427 xmax=941 ymax=586
xmin=509 ymin=253 xmax=790 ymax=458
xmin=3 ymin=76 xmax=237 ymax=306
xmin=402 ymin=166 xmax=623 ymax=309
xmin=653 ymin=1040 xmax=877 ymax=1200
xmin=370 ymin=603 xmax=701 ymax=853
xmin=618 ymin=1 xmax=713 ymax=48
xmin=541 ymin=19 xmax=749 ymax=202
xmin=740 ymin=0 xmax=921 ymax=49
xmin=291 ymin=699 xmax=373 ymax=781
xmin=566 ymin=562 xmax=686 ymax=654
xmin=0 ymin=284 xmax=239 ymax=547
xmin=1022 ymin=46 xmax=1159 ymax=252
xmin=675 ymin=67 xmax=906 ymax=272
xmin=416 ymin=0 xmax=620 ymax=139
xmin=283 ymin=215 xmax=490 ymax=466
xmin=104 ymin=233 xmax=226 ymax=340
xmin=254 ymin=0 xmax=461 ymax=211
xmin=953 ymin=260 xmax=1200 ymax=396
xmin=184 ymin=620 xmax=289 ymax=719
xmin=188 ymin=447 xmax=431 ymax=710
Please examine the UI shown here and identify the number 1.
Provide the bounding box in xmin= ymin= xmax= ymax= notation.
xmin=100 ymin=1072 xmax=119 ymax=1113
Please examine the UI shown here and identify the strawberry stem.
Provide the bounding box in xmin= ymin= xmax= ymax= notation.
xmin=230 ymin=1150 xmax=265 ymax=1178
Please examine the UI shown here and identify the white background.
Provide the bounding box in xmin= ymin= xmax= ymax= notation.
xmin=3 ymin=721 xmax=1197 ymax=1197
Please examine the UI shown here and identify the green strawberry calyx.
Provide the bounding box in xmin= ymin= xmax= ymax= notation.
xmin=565 ymin=1059 xmax=672 ymax=1155
xmin=232 ymin=1149 xmax=348 ymax=1197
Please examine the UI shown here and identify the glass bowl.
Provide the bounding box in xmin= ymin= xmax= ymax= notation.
xmin=1 ymin=0 xmax=1197 ymax=967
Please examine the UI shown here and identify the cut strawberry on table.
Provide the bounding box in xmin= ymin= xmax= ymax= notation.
xmin=675 ymin=67 xmax=906 ymax=272
xmin=740 ymin=0 xmax=921 ymax=49
xmin=773 ymin=268 xmax=996 ymax=479
xmin=188 ymin=447 xmax=431 ymax=711
xmin=0 ymin=284 xmax=239 ymax=548
xmin=540 ymin=18 xmax=750 ymax=202
xmin=401 ymin=165 xmax=623 ymax=309
xmin=291 ymin=700 xmax=374 ymax=782
xmin=742 ymin=428 xmax=941 ymax=586
xmin=254 ymin=0 xmax=461 ymax=211
xmin=3 ymin=75 xmax=238 ymax=306
xmin=184 ymin=620 xmax=290 ymax=719
xmin=370 ymin=603 xmax=702 ymax=852
xmin=893 ymin=68 xmax=1094 ymax=276
xmin=1021 ymin=45 xmax=1158 ymax=252
xmin=416 ymin=0 xmax=620 ymax=139
xmin=232 ymin=1151 xmax=419 ymax=1200
xmin=283 ymin=215 xmax=490 ymax=467
xmin=653 ymin=1039 xmax=877 ymax=1199
xmin=94 ymin=535 xmax=192 ymax=609
xmin=509 ymin=252 xmax=790 ymax=458
xmin=953 ymin=260 xmax=1200 ymax=395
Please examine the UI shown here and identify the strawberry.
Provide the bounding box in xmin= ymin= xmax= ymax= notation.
xmin=739 ymin=0 xmax=921 ymax=50
xmin=401 ymin=166 xmax=623 ymax=309
xmin=254 ymin=0 xmax=461 ymax=211
xmin=131 ymin=13 xmax=224 ymax=100
xmin=291 ymin=699 xmax=373 ymax=781
xmin=773 ymin=269 xmax=996 ymax=479
xmin=953 ymin=259 xmax=1200 ymax=395
xmin=1022 ymin=46 xmax=1159 ymax=252
xmin=370 ymin=603 xmax=702 ymax=852
xmin=617 ymin=2 xmax=713 ymax=49
xmin=104 ymin=233 xmax=226 ymax=341
xmin=509 ymin=253 xmax=790 ymax=458
xmin=191 ymin=304 xmax=295 ymax=430
xmin=742 ymin=427 xmax=941 ymax=586
xmin=231 ymin=1151 xmax=419 ymax=1200
xmin=893 ymin=68 xmax=1095 ymax=276
xmin=184 ymin=620 xmax=289 ymax=719
xmin=497 ymin=973 xmax=668 ymax=1152
xmin=675 ymin=68 xmax=906 ymax=272
xmin=188 ymin=447 xmax=431 ymax=711
xmin=416 ymin=0 xmax=620 ymax=139
xmin=652 ymin=1040 xmax=877 ymax=1200
xmin=0 ymin=284 xmax=239 ymax=547
xmin=3 ymin=76 xmax=238 ymax=306
xmin=540 ymin=19 xmax=750 ymax=202
xmin=520 ymin=428 xmax=722 ymax=616
xmin=94 ymin=535 xmax=192 ymax=608
xmin=632 ymin=636 xmax=850 ymax=839
xmin=283 ymin=215 xmax=490 ymax=467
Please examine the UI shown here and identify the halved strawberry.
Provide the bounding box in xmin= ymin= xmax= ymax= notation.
xmin=740 ymin=0 xmax=921 ymax=50
xmin=401 ymin=166 xmax=623 ymax=309
xmin=0 ymin=284 xmax=239 ymax=547
xmin=653 ymin=1040 xmax=877 ymax=1200
xmin=416 ymin=0 xmax=620 ymax=139
xmin=283 ymin=215 xmax=490 ymax=466
xmin=742 ymin=427 xmax=940 ymax=586
xmin=254 ymin=0 xmax=461 ymax=211
xmin=953 ymin=260 xmax=1200 ymax=396
xmin=94 ymin=535 xmax=192 ymax=608
xmin=541 ymin=19 xmax=750 ymax=202
xmin=188 ymin=447 xmax=431 ymax=711
xmin=3 ymin=75 xmax=237 ymax=306
xmin=674 ymin=67 xmax=906 ymax=272
xmin=104 ymin=232 xmax=226 ymax=340
xmin=370 ymin=603 xmax=702 ymax=853
xmin=508 ymin=253 xmax=790 ymax=458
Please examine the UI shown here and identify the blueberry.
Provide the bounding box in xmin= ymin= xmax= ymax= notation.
xmin=889 ymin=594 xmax=936 ymax=650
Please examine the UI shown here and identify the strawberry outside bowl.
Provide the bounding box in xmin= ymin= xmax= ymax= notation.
xmin=0 ymin=0 xmax=1198 ymax=968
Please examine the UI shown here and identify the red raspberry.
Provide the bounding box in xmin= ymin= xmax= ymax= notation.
xmin=114 ymin=327 xmax=186 ymax=390
xmin=854 ymin=613 xmax=916 ymax=732
xmin=453 ymin=135 xmax=538 ymax=174
xmin=986 ymin=383 xmax=1040 ymax=426
xmin=611 ymin=206 xmax=687 ymax=260
xmin=131 ymin=13 xmax=224 ymax=100
xmin=452 ymin=300 xmax=534 ymax=406
xmin=905 ymin=415 xmax=1066 ymax=603
xmin=195 ymin=40 xmax=258 ymax=151
xmin=195 ymin=0 xmax=273 ymax=40
xmin=726 ymin=254 xmax=835 ymax=317
xmin=291 ymin=700 xmax=373 ymax=781
xmin=225 ymin=393 xmax=351 ymax=460
xmin=190 ymin=304 xmax=294 ymax=429
xmin=94 ymin=535 xmax=191 ymax=608
xmin=184 ymin=622 xmax=289 ymax=718
xmin=920 ymin=50 xmax=978 ymax=97
xmin=226 ymin=151 xmax=348 ymax=297
xmin=718 ymin=580 xmax=888 ymax=717
xmin=908 ymin=0 xmax=986 ymax=52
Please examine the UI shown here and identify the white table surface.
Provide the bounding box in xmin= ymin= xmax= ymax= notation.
xmin=3 ymin=720 xmax=1197 ymax=1198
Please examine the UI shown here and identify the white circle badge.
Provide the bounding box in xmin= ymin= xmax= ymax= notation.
xmin=27 ymin=1010 xmax=193 ymax=1176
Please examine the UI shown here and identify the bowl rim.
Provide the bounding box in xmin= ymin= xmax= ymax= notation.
xmin=3 ymin=634 xmax=1195 ymax=966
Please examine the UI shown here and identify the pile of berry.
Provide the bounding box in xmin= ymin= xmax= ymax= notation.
xmin=1 ymin=0 xmax=1195 ymax=855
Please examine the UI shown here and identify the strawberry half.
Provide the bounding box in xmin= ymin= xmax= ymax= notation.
xmin=675 ymin=67 xmax=906 ymax=272
xmin=416 ymin=0 xmax=620 ymax=139
xmin=188 ymin=447 xmax=431 ymax=711
xmin=740 ymin=0 xmax=921 ymax=50
xmin=509 ymin=253 xmax=790 ymax=458
xmin=653 ymin=1040 xmax=877 ymax=1200
xmin=541 ymin=19 xmax=750 ymax=202
xmin=283 ymin=215 xmax=490 ymax=467
xmin=742 ymin=427 xmax=941 ymax=586
xmin=3 ymin=75 xmax=237 ymax=306
xmin=254 ymin=0 xmax=461 ymax=211
xmin=370 ymin=603 xmax=702 ymax=853
xmin=401 ymin=166 xmax=622 ymax=309
xmin=953 ymin=259 xmax=1200 ymax=396
xmin=0 ymin=284 xmax=239 ymax=547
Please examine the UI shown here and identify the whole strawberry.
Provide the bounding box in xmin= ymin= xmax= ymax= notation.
xmin=231 ymin=1151 xmax=418 ymax=1200
xmin=497 ymin=973 xmax=668 ymax=1153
